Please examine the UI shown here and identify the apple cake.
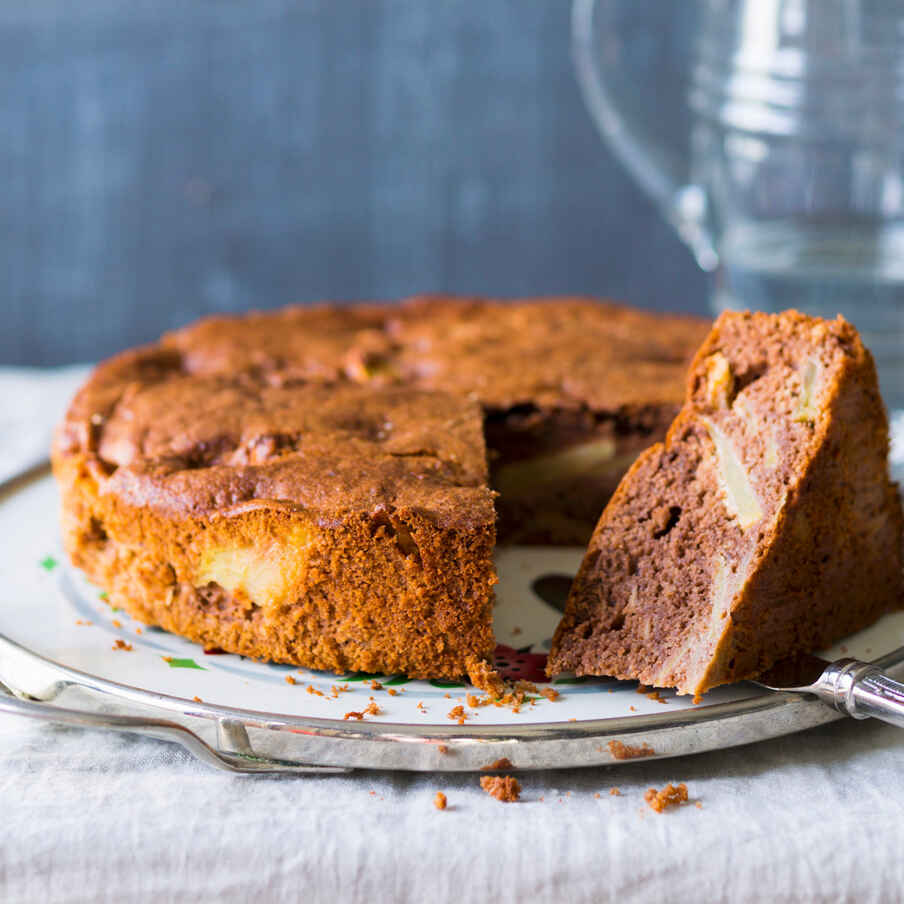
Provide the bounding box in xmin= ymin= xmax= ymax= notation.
xmin=53 ymin=296 xmax=708 ymax=683
xmin=548 ymin=310 xmax=904 ymax=696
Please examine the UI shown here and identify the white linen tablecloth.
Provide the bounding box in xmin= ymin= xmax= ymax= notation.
xmin=2 ymin=366 xmax=903 ymax=904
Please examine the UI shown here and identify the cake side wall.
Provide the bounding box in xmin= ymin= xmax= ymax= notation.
xmin=52 ymin=451 xmax=498 ymax=682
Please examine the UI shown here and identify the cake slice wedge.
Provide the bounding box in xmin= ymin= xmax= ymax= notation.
xmin=548 ymin=310 xmax=904 ymax=696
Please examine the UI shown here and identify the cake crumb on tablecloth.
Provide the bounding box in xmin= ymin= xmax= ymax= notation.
xmin=644 ymin=783 xmax=689 ymax=813
xmin=480 ymin=775 xmax=521 ymax=803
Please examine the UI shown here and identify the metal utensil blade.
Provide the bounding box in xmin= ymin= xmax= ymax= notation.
xmin=754 ymin=652 xmax=904 ymax=728
xmin=754 ymin=652 xmax=833 ymax=692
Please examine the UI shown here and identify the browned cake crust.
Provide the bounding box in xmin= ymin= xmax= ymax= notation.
xmin=55 ymin=370 xmax=497 ymax=681
xmin=163 ymin=296 xmax=709 ymax=543
xmin=548 ymin=311 xmax=904 ymax=696
xmin=53 ymin=296 xmax=708 ymax=682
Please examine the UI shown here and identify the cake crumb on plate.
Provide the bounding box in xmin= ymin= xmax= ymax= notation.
xmin=447 ymin=704 xmax=467 ymax=724
xmin=480 ymin=757 xmax=513 ymax=771
xmin=607 ymin=740 xmax=655 ymax=760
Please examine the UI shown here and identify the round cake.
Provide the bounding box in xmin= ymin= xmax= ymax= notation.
xmin=52 ymin=296 xmax=709 ymax=684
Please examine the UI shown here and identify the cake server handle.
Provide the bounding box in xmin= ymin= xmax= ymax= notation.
xmin=0 ymin=681 xmax=350 ymax=774
xmin=812 ymin=659 xmax=904 ymax=728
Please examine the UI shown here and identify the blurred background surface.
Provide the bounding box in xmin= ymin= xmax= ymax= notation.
xmin=1 ymin=0 xmax=704 ymax=366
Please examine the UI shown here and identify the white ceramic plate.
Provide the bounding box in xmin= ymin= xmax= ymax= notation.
xmin=2 ymin=468 xmax=903 ymax=771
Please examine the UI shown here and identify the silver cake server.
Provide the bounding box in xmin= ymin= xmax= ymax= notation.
xmin=756 ymin=653 xmax=904 ymax=727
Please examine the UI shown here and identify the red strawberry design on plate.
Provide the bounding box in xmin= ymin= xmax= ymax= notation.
xmin=493 ymin=644 xmax=549 ymax=684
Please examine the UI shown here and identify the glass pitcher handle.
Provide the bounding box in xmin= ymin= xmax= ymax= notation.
xmin=572 ymin=0 xmax=718 ymax=271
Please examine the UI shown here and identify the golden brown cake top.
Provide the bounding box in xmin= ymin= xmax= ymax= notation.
xmin=386 ymin=296 xmax=709 ymax=410
xmin=56 ymin=296 xmax=708 ymax=522
xmin=58 ymin=364 xmax=493 ymax=526
xmin=161 ymin=296 xmax=710 ymax=411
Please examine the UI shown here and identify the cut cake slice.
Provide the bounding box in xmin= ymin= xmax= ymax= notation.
xmin=548 ymin=310 xmax=904 ymax=696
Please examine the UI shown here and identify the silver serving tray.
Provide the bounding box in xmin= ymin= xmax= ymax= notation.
xmin=2 ymin=466 xmax=902 ymax=773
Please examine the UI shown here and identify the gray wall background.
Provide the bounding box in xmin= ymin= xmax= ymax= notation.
xmin=1 ymin=0 xmax=706 ymax=366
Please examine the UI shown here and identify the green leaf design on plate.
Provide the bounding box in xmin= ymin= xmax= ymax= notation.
xmin=429 ymin=679 xmax=464 ymax=689
xmin=382 ymin=675 xmax=411 ymax=686
xmin=98 ymin=592 xmax=108 ymax=601
xmin=163 ymin=657 xmax=205 ymax=670
xmin=39 ymin=556 xmax=58 ymax=572
xmin=111 ymin=606 xmax=122 ymax=613
xmin=342 ymin=672 xmax=385 ymax=682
